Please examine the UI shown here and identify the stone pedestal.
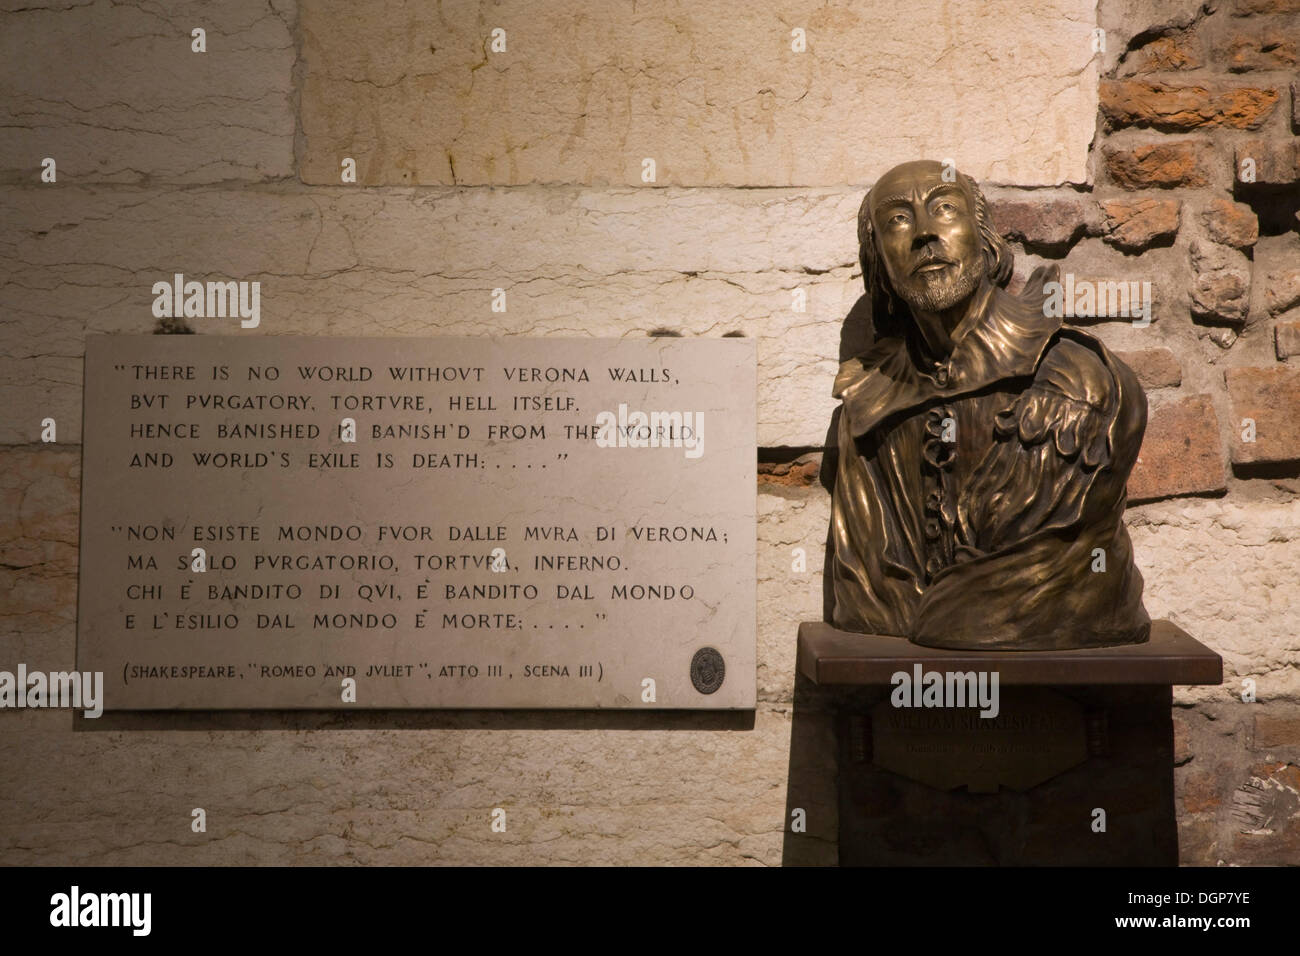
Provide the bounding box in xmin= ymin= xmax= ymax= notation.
xmin=797 ymin=620 xmax=1222 ymax=866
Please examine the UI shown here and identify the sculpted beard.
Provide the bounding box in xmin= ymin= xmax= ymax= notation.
xmin=893 ymin=250 xmax=982 ymax=313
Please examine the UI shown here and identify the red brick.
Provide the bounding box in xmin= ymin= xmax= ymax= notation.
xmin=1127 ymin=395 xmax=1227 ymax=502
xmin=1200 ymin=199 xmax=1259 ymax=248
xmin=1113 ymin=348 xmax=1182 ymax=389
xmin=757 ymin=455 xmax=821 ymax=488
xmin=1100 ymin=80 xmax=1280 ymax=130
xmin=1100 ymin=198 xmax=1181 ymax=250
xmin=990 ymin=198 xmax=1088 ymax=249
xmin=1104 ymin=141 xmax=1212 ymax=189
xmin=1226 ymin=366 xmax=1300 ymax=464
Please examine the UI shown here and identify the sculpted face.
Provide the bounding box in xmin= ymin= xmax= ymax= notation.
xmin=869 ymin=161 xmax=984 ymax=314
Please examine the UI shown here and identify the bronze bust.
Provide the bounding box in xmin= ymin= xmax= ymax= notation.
xmin=828 ymin=160 xmax=1150 ymax=650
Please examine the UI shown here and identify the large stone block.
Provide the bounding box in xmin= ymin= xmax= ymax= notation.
xmin=298 ymin=0 xmax=1099 ymax=187
xmin=0 ymin=706 xmax=822 ymax=865
xmin=0 ymin=447 xmax=80 ymax=666
xmin=0 ymin=0 xmax=296 ymax=184
xmin=758 ymin=489 xmax=830 ymax=703
xmin=1128 ymin=498 xmax=1300 ymax=703
xmin=0 ymin=185 xmax=873 ymax=446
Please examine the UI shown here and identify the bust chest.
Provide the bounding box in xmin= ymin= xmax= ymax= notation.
xmin=858 ymin=385 xmax=1023 ymax=581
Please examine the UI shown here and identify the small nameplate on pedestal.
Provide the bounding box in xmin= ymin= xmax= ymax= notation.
xmin=870 ymin=688 xmax=1088 ymax=793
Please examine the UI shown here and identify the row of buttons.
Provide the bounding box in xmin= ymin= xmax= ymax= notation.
xmin=921 ymin=404 xmax=957 ymax=581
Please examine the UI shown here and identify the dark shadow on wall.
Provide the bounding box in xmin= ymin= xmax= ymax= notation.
xmin=780 ymin=673 xmax=842 ymax=866
xmin=821 ymin=406 xmax=840 ymax=625
xmin=838 ymin=292 xmax=877 ymax=364
xmin=820 ymin=291 xmax=876 ymax=623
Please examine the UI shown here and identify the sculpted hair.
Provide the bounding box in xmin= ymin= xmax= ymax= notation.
xmin=857 ymin=169 xmax=1013 ymax=338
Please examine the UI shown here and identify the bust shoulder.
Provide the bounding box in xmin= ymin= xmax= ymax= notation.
xmin=1032 ymin=332 xmax=1119 ymax=410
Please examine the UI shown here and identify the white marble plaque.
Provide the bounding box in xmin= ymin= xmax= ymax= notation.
xmin=76 ymin=335 xmax=756 ymax=709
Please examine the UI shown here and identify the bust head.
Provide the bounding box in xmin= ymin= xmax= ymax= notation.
xmin=858 ymin=160 xmax=1013 ymax=331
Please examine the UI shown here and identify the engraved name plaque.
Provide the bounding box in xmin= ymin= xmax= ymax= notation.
xmin=869 ymin=688 xmax=1090 ymax=793
xmin=77 ymin=335 xmax=756 ymax=710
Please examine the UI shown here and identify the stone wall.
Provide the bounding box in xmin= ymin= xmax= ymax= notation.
xmin=0 ymin=0 xmax=1296 ymax=865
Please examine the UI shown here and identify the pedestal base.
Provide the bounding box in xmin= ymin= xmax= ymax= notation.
xmin=796 ymin=620 xmax=1222 ymax=866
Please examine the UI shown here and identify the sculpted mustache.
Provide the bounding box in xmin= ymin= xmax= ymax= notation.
xmin=912 ymin=254 xmax=956 ymax=274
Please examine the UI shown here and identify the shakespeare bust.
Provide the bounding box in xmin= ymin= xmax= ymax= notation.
xmin=828 ymin=160 xmax=1151 ymax=650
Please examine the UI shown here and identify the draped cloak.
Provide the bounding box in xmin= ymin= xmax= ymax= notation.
xmin=829 ymin=266 xmax=1151 ymax=650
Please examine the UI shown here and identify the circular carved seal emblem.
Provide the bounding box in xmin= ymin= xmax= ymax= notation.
xmin=690 ymin=647 xmax=726 ymax=695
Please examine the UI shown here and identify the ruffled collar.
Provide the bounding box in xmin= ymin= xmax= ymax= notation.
xmin=834 ymin=265 xmax=1063 ymax=438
